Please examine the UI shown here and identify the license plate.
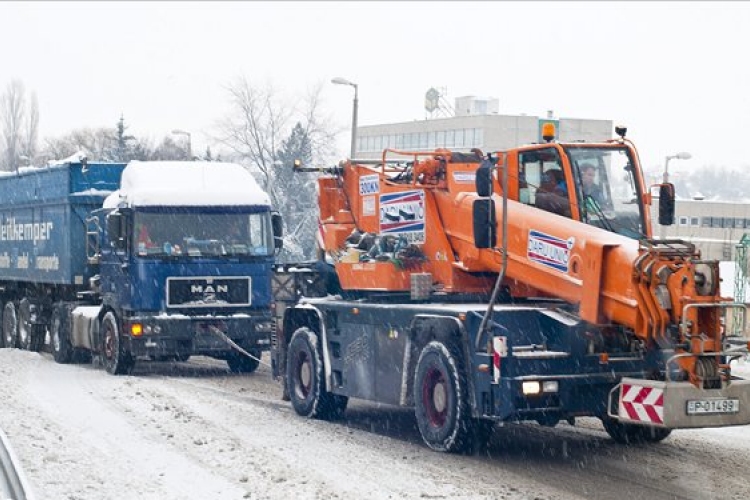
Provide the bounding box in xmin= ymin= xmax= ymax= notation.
xmin=686 ymin=398 xmax=740 ymax=415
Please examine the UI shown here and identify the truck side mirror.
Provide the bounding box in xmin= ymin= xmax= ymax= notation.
xmin=658 ymin=183 xmax=675 ymax=226
xmin=271 ymin=211 xmax=284 ymax=250
xmin=106 ymin=211 xmax=126 ymax=250
xmin=475 ymin=160 xmax=494 ymax=197
xmin=473 ymin=199 xmax=496 ymax=249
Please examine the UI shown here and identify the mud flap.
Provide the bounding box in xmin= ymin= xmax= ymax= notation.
xmin=608 ymin=377 xmax=750 ymax=428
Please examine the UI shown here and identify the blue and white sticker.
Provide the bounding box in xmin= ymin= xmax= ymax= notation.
xmin=379 ymin=190 xmax=425 ymax=243
xmin=359 ymin=174 xmax=380 ymax=195
xmin=527 ymin=230 xmax=574 ymax=273
xmin=452 ymin=171 xmax=476 ymax=184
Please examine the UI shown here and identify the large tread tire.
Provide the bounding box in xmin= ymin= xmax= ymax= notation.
xmin=226 ymin=350 xmax=260 ymax=373
xmin=414 ymin=341 xmax=473 ymax=453
xmin=18 ymin=299 xmax=43 ymax=352
xmin=286 ymin=327 xmax=347 ymax=420
xmin=602 ymin=417 xmax=672 ymax=444
xmin=51 ymin=304 xmax=74 ymax=364
xmin=101 ymin=311 xmax=134 ymax=375
xmin=2 ymin=302 xmax=18 ymax=349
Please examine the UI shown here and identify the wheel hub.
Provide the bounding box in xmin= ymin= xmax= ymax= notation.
xmin=432 ymin=382 xmax=447 ymax=413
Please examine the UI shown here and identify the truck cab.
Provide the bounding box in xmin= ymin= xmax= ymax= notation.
xmin=77 ymin=161 xmax=282 ymax=374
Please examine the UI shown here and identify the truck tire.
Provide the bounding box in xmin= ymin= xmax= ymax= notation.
xmin=18 ymin=299 xmax=43 ymax=352
xmin=101 ymin=312 xmax=134 ymax=375
xmin=414 ymin=341 xmax=472 ymax=453
xmin=2 ymin=302 xmax=18 ymax=349
xmin=601 ymin=417 xmax=672 ymax=444
xmin=286 ymin=327 xmax=347 ymax=420
xmin=226 ymin=350 xmax=260 ymax=373
xmin=51 ymin=305 xmax=74 ymax=364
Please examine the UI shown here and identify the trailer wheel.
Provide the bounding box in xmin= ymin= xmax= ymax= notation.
xmin=601 ymin=417 xmax=672 ymax=444
xmin=51 ymin=305 xmax=74 ymax=364
xmin=286 ymin=327 xmax=347 ymax=420
xmin=18 ymin=299 xmax=43 ymax=352
xmin=101 ymin=312 xmax=134 ymax=375
xmin=2 ymin=302 xmax=18 ymax=349
xmin=414 ymin=341 xmax=472 ymax=453
xmin=226 ymin=350 xmax=260 ymax=373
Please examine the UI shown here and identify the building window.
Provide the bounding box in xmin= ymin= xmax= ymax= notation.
xmin=436 ymin=130 xmax=445 ymax=147
xmin=702 ymin=217 xmax=711 ymax=228
xmin=678 ymin=216 xmax=688 ymax=226
xmin=445 ymin=130 xmax=455 ymax=147
xmin=723 ymin=242 xmax=733 ymax=261
xmin=724 ymin=217 xmax=735 ymax=229
xmin=690 ymin=217 xmax=699 ymax=227
xmin=455 ymin=129 xmax=465 ymax=148
xmin=428 ymin=131 xmax=436 ymax=148
xmin=465 ymin=128 xmax=474 ymax=147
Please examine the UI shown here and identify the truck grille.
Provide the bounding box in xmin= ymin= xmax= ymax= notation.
xmin=166 ymin=277 xmax=251 ymax=308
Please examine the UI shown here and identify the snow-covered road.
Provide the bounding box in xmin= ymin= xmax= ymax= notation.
xmin=2 ymin=349 xmax=750 ymax=500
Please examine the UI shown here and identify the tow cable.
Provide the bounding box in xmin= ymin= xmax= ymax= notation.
xmin=208 ymin=325 xmax=272 ymax=368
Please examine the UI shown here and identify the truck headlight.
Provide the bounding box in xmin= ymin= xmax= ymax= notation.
xmin=522 ymin=381 xmax=541 ymax=395
xmin=522 ymin=380 xmax=559 ymax=395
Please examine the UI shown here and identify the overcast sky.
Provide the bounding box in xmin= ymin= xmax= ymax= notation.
xmin=1 ymin=1 xmax=748 ymax=175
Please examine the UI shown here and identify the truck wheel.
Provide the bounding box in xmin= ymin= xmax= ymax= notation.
xmin=601 ymin=417 xmax=672 ymax=444
xmin=51 ymin=305 xmax=74 ymax=364
xmin=286 ymin=327 xmax=347 ymax=420
xmin=226 ymin=350 xmax=260 ymax=373
xmin=18 ymin=299 xmax=43 ymax=352
xmin=2 ymin=302 xmax=18 ymax=349
xmin=414 ymin=341 xmax=472 ymax=453
xmin=101 ymin=312 xmax=134 ymax=375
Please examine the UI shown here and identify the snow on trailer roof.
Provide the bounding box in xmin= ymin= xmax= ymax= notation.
xmin=103 ymin=161 xmax=270 ymax=209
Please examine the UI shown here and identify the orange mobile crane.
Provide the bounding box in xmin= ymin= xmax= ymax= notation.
xmin=272 ymin=124 xmax=750 ymax=452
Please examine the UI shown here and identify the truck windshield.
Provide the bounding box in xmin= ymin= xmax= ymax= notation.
xmin=133 ymin=211 xmax=274 ymax=257
xmin=566 ymin=146 xmax=646 ymax=239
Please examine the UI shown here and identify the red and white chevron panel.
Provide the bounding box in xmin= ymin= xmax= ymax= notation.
xmin=492 ymin=336 xmax=507 ymax=384
xmin=618 ymin=383 xmax=664 ymax=424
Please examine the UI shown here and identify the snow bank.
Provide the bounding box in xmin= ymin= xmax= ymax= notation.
xmin=103 ymin=161 xmax=270 ymax=208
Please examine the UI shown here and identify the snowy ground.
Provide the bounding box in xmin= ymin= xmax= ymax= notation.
xmin=2 ymin=349 xmax=750 ymax=500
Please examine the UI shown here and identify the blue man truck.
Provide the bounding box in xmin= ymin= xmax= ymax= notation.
xmin=0 ymin=158 xmax=281 ymax=375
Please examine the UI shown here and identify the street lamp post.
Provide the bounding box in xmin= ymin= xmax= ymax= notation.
xmin=172 ymin=129 xmax=192 ymax=160
xmin=660 ymin=151 xmax=692 ymax=238
xmin=331 ymin=77 xmax=358 ymax=159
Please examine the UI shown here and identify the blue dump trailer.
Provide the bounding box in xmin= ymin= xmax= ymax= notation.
xmin=0 ymin=159 xmax=282 ymax=374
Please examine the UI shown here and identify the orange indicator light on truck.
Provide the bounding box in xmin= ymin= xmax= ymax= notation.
xmin=131 ymin=323 xmax=143 ymax=336
xmin=541 ymin=123 xmax=556 ymax=142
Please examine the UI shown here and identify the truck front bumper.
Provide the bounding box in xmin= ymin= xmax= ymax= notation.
xmin=123 ymin=314 xmax=273 ymax=358
xmin=609 ymin=377 xmax=750 ymax=428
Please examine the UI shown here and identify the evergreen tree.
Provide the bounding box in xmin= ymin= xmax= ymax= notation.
xmin=274 ymin=122 xmax=317 ymax=262
xmin=112 ymin=115 xmax=137 ymax=161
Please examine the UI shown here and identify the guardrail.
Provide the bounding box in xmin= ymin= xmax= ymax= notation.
xmin=0 ymin=428 xmax=34 ymax=500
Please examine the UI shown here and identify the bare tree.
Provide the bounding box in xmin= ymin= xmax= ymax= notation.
xmin=21 ymin=91 xmax=39 ymax=162
xmin=214 ymin=77 xmax=340 ymax=197
xmin=215 ymin=77 xmax=292 ymax=193
xmin=0 ymin=79 xmax=27 ymax=171
xmin=41 ymin=127 xmax=117 ymax=162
